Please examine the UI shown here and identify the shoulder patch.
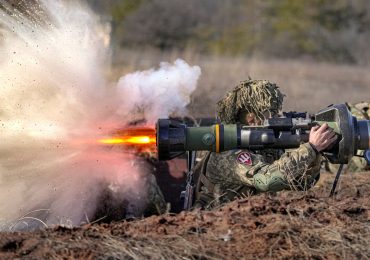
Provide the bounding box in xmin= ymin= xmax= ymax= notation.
xmin=237 ymin=152 xmax=252 ymax=166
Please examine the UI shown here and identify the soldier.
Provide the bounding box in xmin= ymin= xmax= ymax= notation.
xmin=193 ymin=79 xmax=337 ymax=209
xmin=133 ymin=153 xmax=168 ymax=216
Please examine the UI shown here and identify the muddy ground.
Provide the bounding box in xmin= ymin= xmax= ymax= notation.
xmin=1 ymin=172 xmax=370 ymax=259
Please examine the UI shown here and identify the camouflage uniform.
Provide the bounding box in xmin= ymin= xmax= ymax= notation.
xmin=129 ymin=156 xmax=167 ymax=217
xmin=142 ymin=172 xmax=167 ymax=216
xmin=194 ymin=79 xmax=322 ymax=209
xmin=326 ymin=102 xmax=370 ymax=173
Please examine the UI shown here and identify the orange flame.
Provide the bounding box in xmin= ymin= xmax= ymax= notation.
xmin=99 ymin=136 xmax=156 ymax=145
xmin=98 ymin=126 xmax=156 ymax=152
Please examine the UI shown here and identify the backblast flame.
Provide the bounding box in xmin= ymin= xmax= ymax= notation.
xmin=99 ymin=136 xmax=156 ymax=145
xmin=98 ymin=126 xmax=156 ymax=151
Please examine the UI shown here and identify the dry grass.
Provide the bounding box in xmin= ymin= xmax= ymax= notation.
xmin=1 ymin=172 xmax=370 ymax=259
xmin=109 ymin=48 xmax=370 ymax=117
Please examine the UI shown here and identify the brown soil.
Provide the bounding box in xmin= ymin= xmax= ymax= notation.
xmin=1 ymin=172 xmax=370 ymax=259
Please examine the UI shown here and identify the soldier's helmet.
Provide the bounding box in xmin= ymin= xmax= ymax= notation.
xmin=217 ymin=79 xmax=285 ymax=124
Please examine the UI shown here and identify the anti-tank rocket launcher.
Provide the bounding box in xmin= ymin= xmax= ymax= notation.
xmin=157 ymin=104 xmax=370 ymax=202
xmin=157 ymin=104 xmax=370 ymax=164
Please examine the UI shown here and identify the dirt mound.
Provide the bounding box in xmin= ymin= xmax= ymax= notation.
xmin=1 ymin=172 xmax=370 ymax=259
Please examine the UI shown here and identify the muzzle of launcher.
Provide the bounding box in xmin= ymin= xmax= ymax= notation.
xmin=156 ymin=104 xmax=370 ymax=164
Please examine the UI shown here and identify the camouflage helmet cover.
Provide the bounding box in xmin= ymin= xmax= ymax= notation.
xmin=217 ymin=79 xmax=285 ymax=124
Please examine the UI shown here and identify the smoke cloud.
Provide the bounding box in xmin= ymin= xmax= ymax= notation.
xmin=117 ymin=59 xmax=200 ymax=124
xmin=0 ymin=0 xmax=201 ymax=230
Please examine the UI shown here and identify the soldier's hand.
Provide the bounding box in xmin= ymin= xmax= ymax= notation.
xmin=309 ymin=123 xmax=337 ymax=152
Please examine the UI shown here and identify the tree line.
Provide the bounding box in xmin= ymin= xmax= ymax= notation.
xmin=93 ymin=0 xmax=370 ymax=65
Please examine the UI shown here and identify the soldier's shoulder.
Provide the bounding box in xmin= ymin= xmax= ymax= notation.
xmin=210 ymin=149 xmax=264 ymax=167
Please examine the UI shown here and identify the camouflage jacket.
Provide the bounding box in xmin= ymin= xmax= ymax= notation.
xmin=347 ymin=102 xmax=369 ymax=120
xmin=194 ymin=143 xmax=321 ymax=209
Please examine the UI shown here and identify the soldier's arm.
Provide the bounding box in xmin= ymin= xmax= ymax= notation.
xmin=251 ymin=143 xmax=321 ymax=192
xmin=251 ymin=123 xmax=336 ymax=192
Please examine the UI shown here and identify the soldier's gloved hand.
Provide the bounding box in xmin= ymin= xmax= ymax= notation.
xmin=309 ymin=123 xmax=337 ymax=152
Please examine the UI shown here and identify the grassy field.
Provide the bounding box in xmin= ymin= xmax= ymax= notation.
xmin=109 ymin=48 xmax=370 ymax=117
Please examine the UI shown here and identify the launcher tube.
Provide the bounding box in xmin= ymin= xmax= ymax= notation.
xmin=184 ymin=124 xmax=305 ymax=152
xmin=185 ymin=124 xmax=239 ymax=152
xmin=357 ymin=120 xmax=370 ymax=150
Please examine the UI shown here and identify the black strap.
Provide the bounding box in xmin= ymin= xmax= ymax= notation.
xmin=330 ymin=164 xmax=344 ymax=197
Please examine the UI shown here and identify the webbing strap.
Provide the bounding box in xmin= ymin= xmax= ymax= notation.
xmin=199 ymin=174 xmax=215 ymax=193
xmin=195 ymin=152 xmax=212 ymax=199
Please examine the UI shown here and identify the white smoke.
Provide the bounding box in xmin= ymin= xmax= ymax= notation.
xmin=0 ymin=0 xmax=201 ymax=230
xmin=117 ymin=59 xmax=200 ymax=124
